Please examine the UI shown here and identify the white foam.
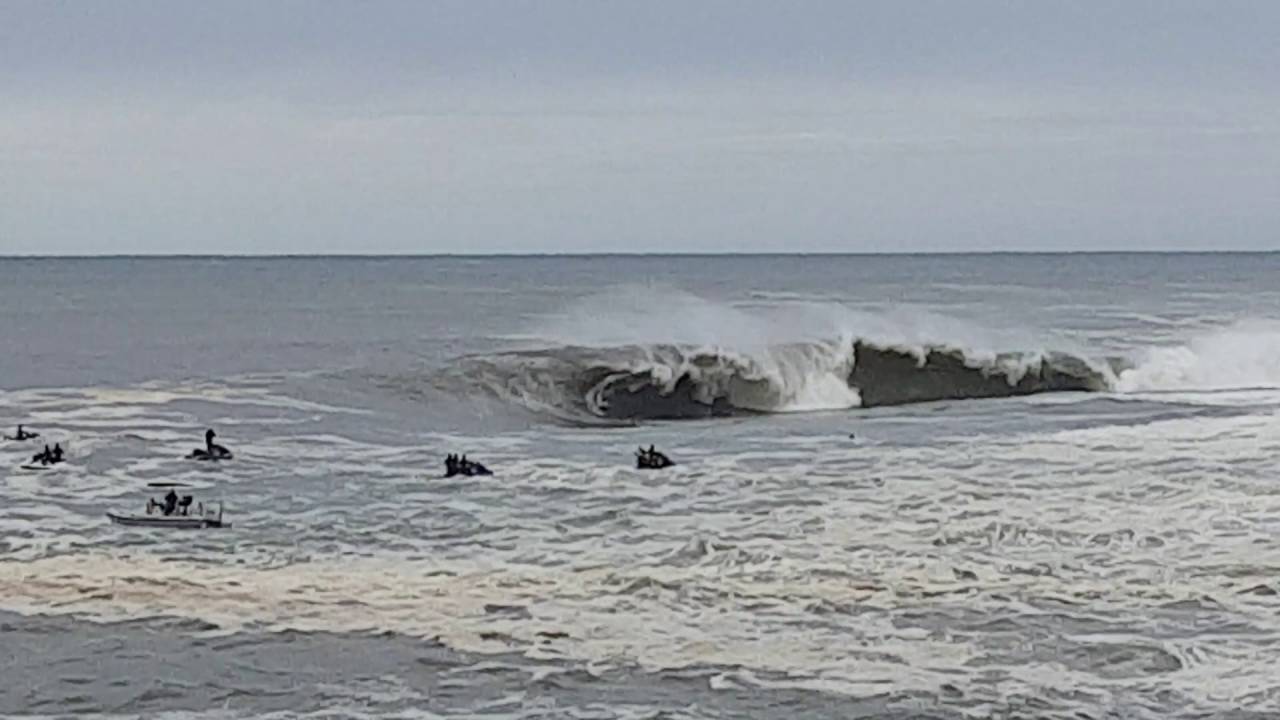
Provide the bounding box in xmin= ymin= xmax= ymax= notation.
xmin=516 ymin=287 xmax=1099 ymax=415
xmin=593 ymin=339 xmax=861 ymax=413
xmin=532 ymin=285 xmax=1074 ymax=361
xmin=1118 ymin=319 xmax=1280 ymax=393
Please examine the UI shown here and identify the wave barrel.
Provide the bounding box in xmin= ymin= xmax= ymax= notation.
xmin=849 ymin=341 xmax=1111 ymax=408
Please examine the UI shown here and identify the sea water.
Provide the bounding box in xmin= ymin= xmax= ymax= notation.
xmin=2 ymin=254 xmax=1279 ymax=718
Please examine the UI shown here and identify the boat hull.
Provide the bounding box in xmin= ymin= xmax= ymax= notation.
xmin=106 ymin=513 xmax=227 ymax=529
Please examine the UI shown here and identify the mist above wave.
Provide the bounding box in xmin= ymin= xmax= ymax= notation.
xmin=1117 ymin=320 xmax=1280 ymax=393
xmin=437 ymin=340 xmax=1108 ymax=423
xmin=423 ymin=289 xmax=1280 ymax=423
xmin=421 ymin=288 xmax=1117 ymax=422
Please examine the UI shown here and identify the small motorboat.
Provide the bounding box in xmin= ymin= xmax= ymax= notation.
xmin=107 ymin=501 xmax=229 ymax=529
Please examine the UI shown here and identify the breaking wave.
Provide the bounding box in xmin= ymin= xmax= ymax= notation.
xmin=419 ymin=291 xmax=1280 ymax=423
xmin=430 ymin=339 xmax=1115 ymax=423
xmin=1116 ymin=320 xmax=1280 ymax=393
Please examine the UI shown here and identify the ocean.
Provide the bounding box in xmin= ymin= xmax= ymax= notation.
xmin=2 ymin=254 xmax=1279 ymax=719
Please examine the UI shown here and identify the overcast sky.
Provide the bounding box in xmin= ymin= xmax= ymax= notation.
xmin=2 ymin=0 xmax=1278 ymax=254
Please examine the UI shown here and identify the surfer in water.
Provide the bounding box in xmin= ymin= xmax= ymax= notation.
xmin=189 ymin=429 xmax=233 ymax=460
xmin=636 ymin=445 xmax=675 ymax=469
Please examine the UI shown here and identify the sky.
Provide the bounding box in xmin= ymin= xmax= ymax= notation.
xmin=1 ymin=0 xmax=1278 ymax=255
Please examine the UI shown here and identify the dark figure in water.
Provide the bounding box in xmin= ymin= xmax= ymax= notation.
xmin=189 ymin=429 xmax=233 ymax=460
xmin=445 ymin=453 xmax=492 ymax=477
xmin=51 ymin=443 xmax=64 ymax=463
xmin=636 ymin=445 xmax=675 ymax=470
xmin=8 ymin=425 xmax=38 ymax=441
xmin=32 ymin=445 xmax=53 ymax=465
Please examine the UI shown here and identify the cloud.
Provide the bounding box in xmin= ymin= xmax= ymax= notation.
xmin=1 ymin=1 xmax=1278 ymax=254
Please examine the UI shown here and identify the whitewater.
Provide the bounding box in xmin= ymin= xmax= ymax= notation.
xmin=2 ymin=254 xmax=1280 ymax=719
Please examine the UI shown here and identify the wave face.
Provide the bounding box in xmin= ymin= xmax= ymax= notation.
xmin=851 ymin=341 xmax=1113 ymax=407
xmin=433 ymin=339 xmax=1113 ymax=422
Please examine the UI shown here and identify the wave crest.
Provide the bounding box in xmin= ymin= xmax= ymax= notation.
xmin=431 ymin=338 xmax=1112 ymax=423
xmin=1116 ymin=320 xmax=1280 ymax=393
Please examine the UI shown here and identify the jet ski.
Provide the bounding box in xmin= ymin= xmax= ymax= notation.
xmin=635 ymin=445 xmax=675 ymax=470
xmin=18 ymin=463 xmax=57 ymax=472
xmin=188 ymin=429 xmax=233 ymax=461
xmin=444 ymin=454 xmax=492 ymax=477
xmin=4 ymin=425 xmax=39 ymax=442
xmin=23 ymin=444 xmax=66 ymax=469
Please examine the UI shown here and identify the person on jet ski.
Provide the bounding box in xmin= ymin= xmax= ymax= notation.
xmin=636 ymin=445 xmax=673 ymax=470
xmin=32 ymin=445 xmax=52 ymax=465
xmin=188 ymin=429 xmax=233 ymax=460
xmin=635 ymin=445 xmax=657 ymax=468
xmin=162 ymin=489 xmax=179 ymax=516
xmin=444 ymin=453 xmax=491 ymax=477
xmin=13 ymin=425 xmax=38 ymax=441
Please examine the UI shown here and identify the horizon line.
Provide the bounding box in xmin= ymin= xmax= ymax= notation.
xmin=0 ymin=249 xmax=1277 ymax=260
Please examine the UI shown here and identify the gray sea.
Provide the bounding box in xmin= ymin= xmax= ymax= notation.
xmin=2 ymin=254 xmax=1280 ymax=719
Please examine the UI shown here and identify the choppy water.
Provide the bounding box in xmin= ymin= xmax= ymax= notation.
xmin=2 ymin=254 xmax=1280 ymax=719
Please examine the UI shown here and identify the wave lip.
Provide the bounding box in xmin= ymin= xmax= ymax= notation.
xmin=431 ymin=338 xmax=1113 ymax=423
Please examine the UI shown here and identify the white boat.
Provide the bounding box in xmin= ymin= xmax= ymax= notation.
xmin=107 ymin=502 xmax=229 ymax=529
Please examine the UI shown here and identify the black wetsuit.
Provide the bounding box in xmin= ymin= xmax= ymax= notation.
xmin=33 ymin=446 xmax=53 ymax=465
xmin=637 ymin=447 xmax=673 ymax=469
